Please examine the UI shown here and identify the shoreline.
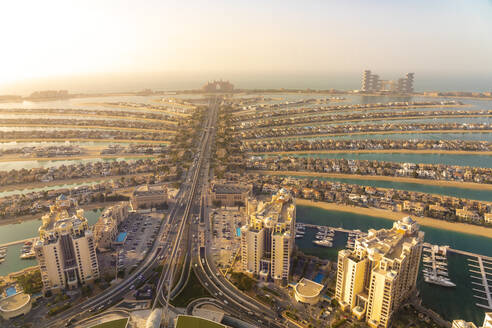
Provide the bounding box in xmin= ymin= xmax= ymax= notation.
xmin=251 ymin=170 xmax=492 ymax=192
xmin=296 ymin=199 xmax=492 ymax=239
xmin=249 ymin=129 xmax=492 ymax=141
xmin=251 ymin=149 xmax=492 ymax=156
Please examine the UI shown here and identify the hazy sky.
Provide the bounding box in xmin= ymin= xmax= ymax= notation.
xmin=1 ymin=0 xmax=491 ymax=92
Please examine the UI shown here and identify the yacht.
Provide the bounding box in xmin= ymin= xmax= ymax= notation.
xmin=424 ymin=274 xmax=456 ymax=287
xmin=20 ymin=251 xmax=36 ymax=259
xmin=313 ymin=239 xmax=333 ymax=247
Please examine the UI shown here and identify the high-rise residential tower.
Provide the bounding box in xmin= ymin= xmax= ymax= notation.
xmin=34 ymin=195 xmax=99 ymax=295
xmin=361 ymin=70 xmax=414 ymax=94
xmin=335 ymin=217 xmax=424 ymax=328
xmin=361 ymin=70 xmax=381 ymax=93
xmin=240 ymin=188 xmax=296 ymax=285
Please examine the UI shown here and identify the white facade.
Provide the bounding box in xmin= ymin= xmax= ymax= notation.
xmin=34 ymin=196 xmax=99 ymax=294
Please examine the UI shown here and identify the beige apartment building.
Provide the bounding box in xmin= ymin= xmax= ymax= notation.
xmin=335 ymin=217 xmax=424 ymax=328
xmin=34 ymin=195 xmax=99 ymax=295
xmin=240 ymin=188 xmax=295 ymax=285
xmin=93 ymin=202 xmax=129 ymax=250
xmin=130 ymin=184 xmax=167 ymax=210
xmin=210 ymin=182 xmax=252 ymax=207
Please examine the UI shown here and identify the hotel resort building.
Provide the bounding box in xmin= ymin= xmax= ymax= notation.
xmin=34 ymin=195 xmax=99 ymax=295
xmin=361 ymin=70 xmax=414 ymax=94
xmin=93 ymin=202 xmax=129 ymax=250
xmin=335 ymin=217 xmax=424 ymax=328
xmin=240 ymin=188 xmax=296 ymax=285
xmin=130 ymin=184 xmax=167 ymax=210
xmin=210 ymin=181 xmax=252 ymax=207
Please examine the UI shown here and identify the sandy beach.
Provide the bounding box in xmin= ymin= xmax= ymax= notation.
xmin=296 ymin=199 xmax=492 ymax=239
xmin=250 ymin=170 xmax=492 ymax=192
xmin=252 ymin=129 xmax=492 ymax=141
xmin=250 ymin=149 xmax=492 ymax=156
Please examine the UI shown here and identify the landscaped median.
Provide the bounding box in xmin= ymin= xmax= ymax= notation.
xmin=89 ymin=318 xmax=129 ymax=328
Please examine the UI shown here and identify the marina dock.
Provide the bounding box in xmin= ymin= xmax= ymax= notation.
xmin=467 ymin=256 xmax=492 ymax=310
xmin=297 ymin=223 xmax=365 ymax=235
xmin=0 ymin=238 xmax=36 ymax=249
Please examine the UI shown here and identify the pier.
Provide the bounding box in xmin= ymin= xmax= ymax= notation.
xmin=467 ymin=256 xmax=492 ymax=310
xmin=0 ymin=238 xmax=37 ymax=249
xmin=297 ymin=223 xmax=366 ymax=235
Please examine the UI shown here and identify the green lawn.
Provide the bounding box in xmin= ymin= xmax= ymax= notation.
xmin=171 ymin=270 xmax=211 ymax=307
xmin=175 ymin=315 xmax=226 ymax=328
xmin=90 ymin=318 xmax=129 ymax=328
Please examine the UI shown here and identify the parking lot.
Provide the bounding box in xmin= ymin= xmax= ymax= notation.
xmin=210 ymin=208 xmax=245 ymax=269
xmin=98 ymin=211 xmax=163 ymax=277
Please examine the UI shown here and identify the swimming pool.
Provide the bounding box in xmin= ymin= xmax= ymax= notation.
xmin=5 ymin=286 xmax=17 ymax=297
xmin=314 ymin=273 xmax=324 ymax=284
xmin=115 ymin=232 xmax=127 ymax=243
xmin=236 ymin=228 xmax=241 ymax=237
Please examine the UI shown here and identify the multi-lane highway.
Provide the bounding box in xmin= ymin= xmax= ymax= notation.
xmin=46 ymin=96 xmax=287 ymax=327
xmin=42 ymin=99 xmax=216 ymax=328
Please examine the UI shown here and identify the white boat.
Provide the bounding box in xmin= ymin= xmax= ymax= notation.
xmin=20 ymin=252 xmax=36 ymax=259
xmin=295 ymin=234 xmax=304 ymax=239
xmin=424 ymin=275 xmax=456 ymax=287
xmin=313 ymin=239 xmax=333 ymax=247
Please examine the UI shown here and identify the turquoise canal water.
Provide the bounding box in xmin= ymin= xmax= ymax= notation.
xmin=295 ymin=205 xmax=492 ymax=325
xmin=297 ymin=132 xmax=492 ymax=142
xmin=0 ymin=209 xmax=104 ymax=277
xmin=270 ymin=152 xmax=492 ymax=168
xmin=278 ymin=175 xmax=492 ymax=202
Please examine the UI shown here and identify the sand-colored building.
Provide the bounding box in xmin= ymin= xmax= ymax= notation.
xmin=335 ymin=217 xmax=424 ymax=328
xmin=93 ymin=202 xmax=129 ymax=250
xmin=131 ymin=184 xmax=167 ymax=210
xmin=34 ymin=195 xmax=99 ymax=295
xmin=210 ymin=182 xmax=252 ymax=207
xmin=293 ymin=278 xmax=324 ymax=305
xmin=0 ymin=292 xmax=32 ymax=320
xmin=240 ymin=188 xmax=296 ymax=285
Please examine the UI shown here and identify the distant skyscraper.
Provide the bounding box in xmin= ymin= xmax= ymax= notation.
xmin=361 ymin=70 xmax=414 ymax=94
xmin=361 ymin=70 xmax=380 ymax=93
xmin=34 ymin=195 xmax=99 ymax=295
xmin=335 ymin=217 xmax=424 ymax=328
xmin=240 ymin=188 xmax=296 ymax=285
